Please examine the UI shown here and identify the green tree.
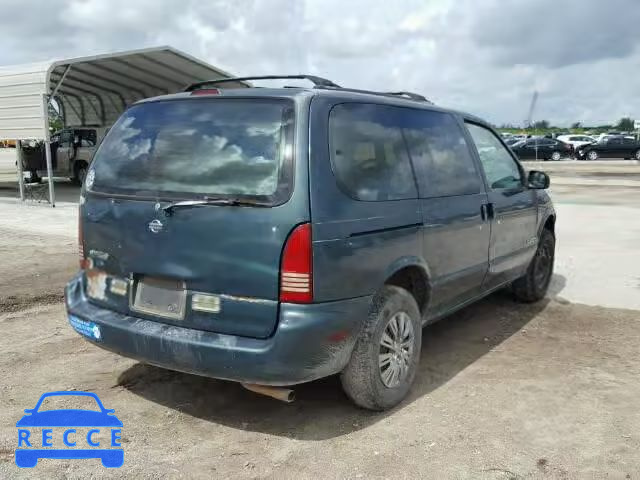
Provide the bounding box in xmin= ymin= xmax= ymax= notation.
xmin=532 ymin=120 xmax=550 ymax=129
xmin=616 ymin=117 xmax=635 ymax=131
xmin=48 ymin=102 xmax=63 ymax=132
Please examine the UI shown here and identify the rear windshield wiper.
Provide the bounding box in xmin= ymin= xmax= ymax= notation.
xmin=163 ymin=197 xmax=269 ymax=215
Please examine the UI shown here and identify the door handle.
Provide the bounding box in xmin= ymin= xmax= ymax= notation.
xmin=481 ymin=203 xmax=495 ymax=221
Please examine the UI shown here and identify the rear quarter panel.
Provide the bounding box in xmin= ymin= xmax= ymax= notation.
xmin=308 ymin=96 xmax=423 ymax=302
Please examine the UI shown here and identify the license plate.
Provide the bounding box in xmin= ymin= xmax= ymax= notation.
xmin=131 ymin=277 xmax=186 ymax=320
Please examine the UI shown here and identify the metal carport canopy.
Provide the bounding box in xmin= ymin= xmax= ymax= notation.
xmin=0 ymin=46 xmax=245 ymax=205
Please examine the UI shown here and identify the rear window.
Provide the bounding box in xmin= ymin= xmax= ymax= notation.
xmin=89 ymin=99 xmax=294 ymax=203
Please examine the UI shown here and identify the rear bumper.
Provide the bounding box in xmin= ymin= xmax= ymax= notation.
xmin=65 ymin=274 xmax=370 ymax=386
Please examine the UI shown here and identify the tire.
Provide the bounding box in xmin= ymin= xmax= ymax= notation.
xmin=73 ymin=162 xmax=88 ymax=185
xmin=635 ymin=150 xmax=640 ymax=161
xmin=587 ymin=150 xmax=599 ymax=161
xmin=512 ymin=229 xmax=555 ymax=303
xmin=551 ymin=151 xmax=562 ymax=161
xmin=340 ymin=285 xmax=422 ymax=411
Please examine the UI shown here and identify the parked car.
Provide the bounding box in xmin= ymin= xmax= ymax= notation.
xmin=576 ymin=135 xmax=640 ymax=160
xmin=557 ymin=134 xmax=596 ymax=151
xmin=20 ymin=127 xmax=108 ymax=184
xmin=510 ymin=137 xmax=571 ymax=161
xmin=504 ymin=137 xmax=522 ymax=146
xmin=65 ymin=75 xmax=555 ymax=411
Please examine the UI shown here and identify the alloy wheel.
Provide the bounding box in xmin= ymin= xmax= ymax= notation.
xmin=379 ymin=311 xmax=415 ymax=388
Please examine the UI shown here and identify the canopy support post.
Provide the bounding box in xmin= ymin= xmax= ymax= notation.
xmin=50 ymin=65 xmax=71 ymax=98
xmin=42 ymin=94 xmax=55 ymax=207
xmin=15 ymin=140 xmax=25 ymax=201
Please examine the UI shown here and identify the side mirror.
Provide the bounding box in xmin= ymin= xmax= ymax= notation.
xmin=528 ymin=170 xmax=550 ymax=189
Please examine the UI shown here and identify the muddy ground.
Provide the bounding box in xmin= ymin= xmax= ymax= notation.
xmin=1 ymin=295 xmax=639 ymax=479
xmin=0 ymin=162 xmax=639 ymax=479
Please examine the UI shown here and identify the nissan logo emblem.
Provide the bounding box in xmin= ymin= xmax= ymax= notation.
xmin=148 ymin=219 xmax=164 ymax=234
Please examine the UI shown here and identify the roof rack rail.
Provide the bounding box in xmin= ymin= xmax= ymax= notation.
xmin=319 ymin=85 xmax=433 ymax=104
xmin=185 ymin=75 xmax=340 ymax=92
xmin=185 ymin=75 xmax=434 ymax=104
xmin=386 ymin=91 xmax=431 ymax=103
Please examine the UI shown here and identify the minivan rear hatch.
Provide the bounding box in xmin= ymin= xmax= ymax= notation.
xmin=82 ymin=96 xmax=305 ymax=339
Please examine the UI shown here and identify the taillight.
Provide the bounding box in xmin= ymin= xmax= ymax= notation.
xmin=78 ymin=211 xmax=89 ymax=269
xmin=280 ymin=223 xmax=312 ymax=303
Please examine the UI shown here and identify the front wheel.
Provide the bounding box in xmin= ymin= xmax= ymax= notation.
xmin=512 ymin=229 xmax=555 ymax=303
xmin=587 ymin=150 xmax=599 ymax=161
xmin=551 ymin=151 xmax=562 ymax=161
xmin=634 ymin=149 xmax=640 ymax=161
xmin=341 ymin=285 xmax=421 ymax=411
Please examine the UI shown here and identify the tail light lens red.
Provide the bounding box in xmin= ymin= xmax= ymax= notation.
xmin=280 ymin=223 xmax=312 ymax=303
xmin=78 ymin=211 xmax=89 ymax=269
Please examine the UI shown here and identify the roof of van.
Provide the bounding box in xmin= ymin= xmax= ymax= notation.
xmin=135 ymin=86 xmax=488 ymax=126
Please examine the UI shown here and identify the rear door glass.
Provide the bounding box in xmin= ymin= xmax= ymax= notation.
xmin=329 ymin=103 xmax=417 ymax=201
xmin=89 ymin=99 xmax=294 ymax=204
xmin=402 ymin=110 xmax=481 ymax=198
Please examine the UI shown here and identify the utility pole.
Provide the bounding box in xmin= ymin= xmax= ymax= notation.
xmin=524 ymin=91 xmax=539 ymax=161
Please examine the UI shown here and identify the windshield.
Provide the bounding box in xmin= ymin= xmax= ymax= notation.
xmin=89 ymin=98 xmax=294 ymax=203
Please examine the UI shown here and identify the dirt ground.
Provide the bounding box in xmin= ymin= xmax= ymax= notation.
xmin=0 ymin=161 xmax=639 ymax=479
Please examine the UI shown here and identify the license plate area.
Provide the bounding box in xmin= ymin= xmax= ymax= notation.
xmin=131 ymin=277 xmax=186 ymax=320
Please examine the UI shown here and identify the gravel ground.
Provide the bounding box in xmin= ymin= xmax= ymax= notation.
xmin=0 ymin=160 xmax=639 ymax=479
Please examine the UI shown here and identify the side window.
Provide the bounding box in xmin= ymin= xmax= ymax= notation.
xmin=466 ymin=123 xmax=523 ymax=190
xmin=609 ymin=137 xmax=622 ymax=145
xmin=403 ymin=111 xmax=481 ymax=197
xmin=78 ymin=130 xmax=97 ymax=147
xmin=329 ymin=103 xmax=417 ymax=201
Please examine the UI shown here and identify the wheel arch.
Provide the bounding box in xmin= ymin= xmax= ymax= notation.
xmin=381 ymin=257 xmax=432 ymax=315
xmin=540 ymin=213 xmax=556 ymax=237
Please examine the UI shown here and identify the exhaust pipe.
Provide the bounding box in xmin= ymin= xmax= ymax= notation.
xmin=241 ymin=383 xmax=295 ymax=403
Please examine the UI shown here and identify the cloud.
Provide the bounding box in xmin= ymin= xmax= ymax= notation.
xmin=1 ymin=0 xmax=639 ymax=126
xmin=468 ymin=0 xmax=640 ymax=68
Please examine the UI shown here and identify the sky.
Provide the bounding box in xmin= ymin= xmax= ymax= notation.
xmin=1 ymin=0 xmax=639 ymax=127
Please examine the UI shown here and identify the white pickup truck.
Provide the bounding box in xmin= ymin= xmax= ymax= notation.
xmin=22 ymin=127 xmax=108 ymax=184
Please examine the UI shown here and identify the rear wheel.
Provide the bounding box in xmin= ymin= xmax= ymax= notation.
xmin=512 ymin=229 xmax=555 ymax=303
xmin=551 ymin=151 xmax=562 ymax=161
xmin=635 ymin=149 xmax=640 ymax=161
xmin=587 ymin=150 xmax=599 ymax=161
xmin=340 ymin=285 xmax=421 ymax=411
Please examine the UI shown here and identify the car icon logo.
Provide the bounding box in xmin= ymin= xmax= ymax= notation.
xmin=148 ymin=219 xmax=163 ymax=234
xmin=15 ymin=391 xmax=124 ymax=468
